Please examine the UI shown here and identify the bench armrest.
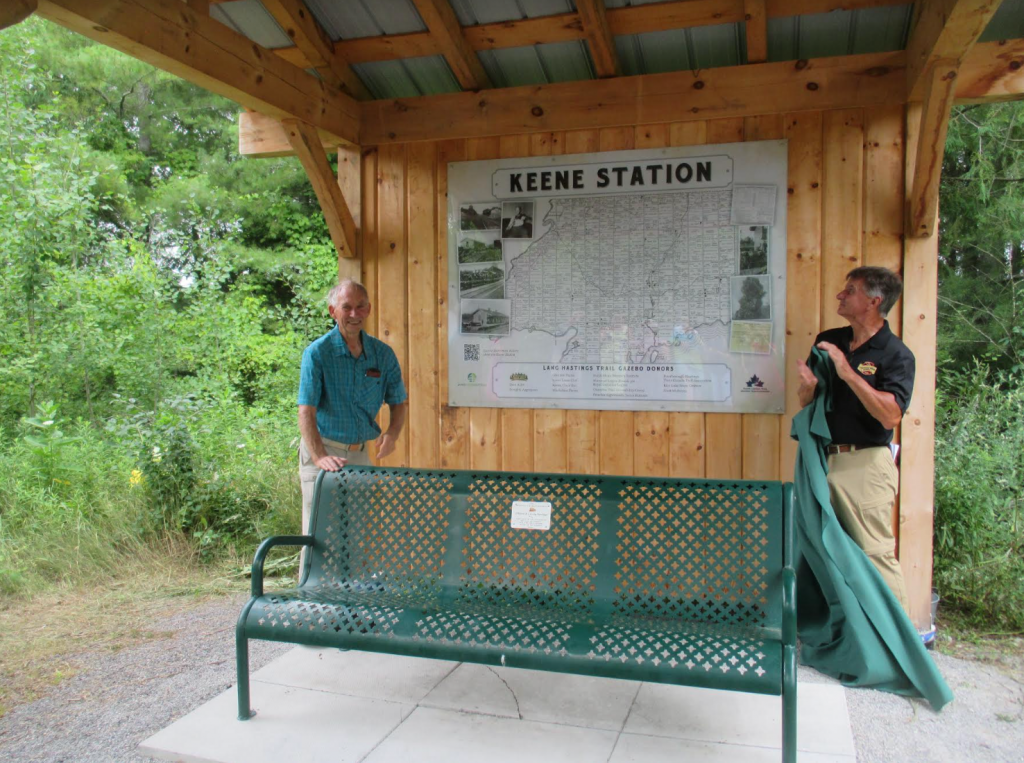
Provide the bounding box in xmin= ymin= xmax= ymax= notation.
xmin=250 ymin=535 xmax=314 ymax=598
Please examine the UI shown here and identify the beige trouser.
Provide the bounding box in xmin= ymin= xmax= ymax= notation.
xmin=827 ymin=446 xmax=910 ymax=615
xmin=299 ymin=436 xmax=371 ymax=535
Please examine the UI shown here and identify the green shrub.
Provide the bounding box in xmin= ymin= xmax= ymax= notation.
xmin=934 ymin=363 xmax=1024 ymax=631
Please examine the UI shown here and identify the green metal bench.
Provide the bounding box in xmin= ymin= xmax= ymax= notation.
xmin=236 ymin=465 xmax=797 ymax=762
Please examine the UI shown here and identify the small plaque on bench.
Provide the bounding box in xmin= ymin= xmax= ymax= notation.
xmin=510 ymin=500 xmax=552 ymax=530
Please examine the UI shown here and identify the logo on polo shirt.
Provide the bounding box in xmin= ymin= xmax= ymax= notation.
xmin=857 ymin=361 xmax=877 ymax=376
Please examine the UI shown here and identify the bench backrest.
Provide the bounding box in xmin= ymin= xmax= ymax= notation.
xmin=306 ymin=466 xmax=788 ymax=633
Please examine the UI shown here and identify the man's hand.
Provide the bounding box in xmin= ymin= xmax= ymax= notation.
xmin=376 ymin=432 xmax=397 ymax=461
xmin=314 ymin=454 xmax=348 ymax=471
xmin=796 ymin=359 xmax=818 ymax=408
xmin=815 ymin=341 xmax=853 ymax=380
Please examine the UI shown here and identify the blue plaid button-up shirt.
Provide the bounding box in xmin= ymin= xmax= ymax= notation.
xmin=297 ymin=328 xmax=407 ymax=443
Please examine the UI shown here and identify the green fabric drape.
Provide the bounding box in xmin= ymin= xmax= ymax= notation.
xmin=791 ymin=347 xmax=953 ymax=711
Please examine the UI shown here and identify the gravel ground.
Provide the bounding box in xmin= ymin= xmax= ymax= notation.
xmin=0 ymin=594 xmax=1020 ymax=762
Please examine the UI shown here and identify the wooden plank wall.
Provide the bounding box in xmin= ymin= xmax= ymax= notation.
xmin=360 ymin=105 xmax=932 ymax=622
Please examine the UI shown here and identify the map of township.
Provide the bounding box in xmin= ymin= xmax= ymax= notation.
xmin=506 ymin=191 xmax=735 ymax=364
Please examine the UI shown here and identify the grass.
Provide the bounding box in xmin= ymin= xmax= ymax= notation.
xmin=934 ymin=606 xmax=1024 ymax=685
xmin=0 ymin=541 xmax=250 ymax=719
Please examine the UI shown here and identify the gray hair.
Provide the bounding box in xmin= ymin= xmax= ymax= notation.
xmin=327 ymin=279 xmax=369 ymax=307
xmin=846 ymin=266 xmax=903 ymax=317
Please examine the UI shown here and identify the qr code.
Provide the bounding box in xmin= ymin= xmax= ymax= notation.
xmin=464 ymin=344 xmax=480 ymax=362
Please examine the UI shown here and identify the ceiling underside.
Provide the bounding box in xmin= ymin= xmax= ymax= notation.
xmin=209 ymin=0 xmax=1024 ymax=99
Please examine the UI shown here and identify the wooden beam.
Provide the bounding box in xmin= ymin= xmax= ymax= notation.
xmin=335 ymin=32 xmax=439 ymax=65
xmin=37 ymin=0 xmax=360 ymax=146
xmin=244 ymin=40 xmax=1024 ymax=159
xmin=259 ymin=0 xmax=371 ymax=100
xmin=362 ymin=50 xmax=906 ymax=145
xmin=283 ymin=119 xmax=358 ymax=260
xmin=955 ymin=38 xmax=1024 ymax=102
xmin=410 ymin=0 xmax=490 ymax=90
xmin=744 ymin=0 xmax=768 ymax=64
xmin=905 ymin=0 xmax=1002 ymax=100
xmin=239 ymin=109 xmax=342 ymax=157
xmin=577 ymin=0 xmax=621 ymax=78
xmin=1 ymin=0 xmax=36 ymax=31
xmin=335 ymin=143 xmax=361 ymax=282
xmin=274 ymin=1 xmax=910 ymax=67
xmin=907 ymin=60 xmax=958 ymax=238
xmin=185 ymin=0 xmax=208 ymax=15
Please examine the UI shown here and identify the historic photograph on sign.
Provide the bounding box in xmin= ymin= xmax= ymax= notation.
xmin=731 ymin=275 xmax=772 ymax=321
xmin=460 ymin=262 xmax=506 ymax=299
xmin=738 ymin=225 xmax=769 ymax=275
xmin=460 ymin=202 xmax=501 ymax=231
xmin=501 ymin=201 xmax=534 ymax=239
xmin=461 ymin=299 xmax=511 ymax=335
xmin=730 ymin=320 xmax=773 ymax=354
xmin=458 ymin=231 xmax=503 ymax=263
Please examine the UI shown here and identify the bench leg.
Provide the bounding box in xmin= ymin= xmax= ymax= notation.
xmin=782 ymin=643 xmax=797 ymax=763
xmin=236 ymin=625 xmax=255 ymax=720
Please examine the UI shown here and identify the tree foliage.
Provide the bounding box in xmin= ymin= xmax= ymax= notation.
xmin=0 ymin=18 xmax=337 ymax=591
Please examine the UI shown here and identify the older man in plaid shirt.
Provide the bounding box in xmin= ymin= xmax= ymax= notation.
xmin=297 ymin=279 xmax=408 ymax=532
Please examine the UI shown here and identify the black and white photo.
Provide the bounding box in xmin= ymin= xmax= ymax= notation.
xmin=461 ymin=299 xmax=511 ymax=335
xmin=501 ymin=201 xmax=534 ymax=239
xmin=459 ymin=202 xmax=502 ymax=231
xmin=731 ymin=274 xmax=772 ymax=321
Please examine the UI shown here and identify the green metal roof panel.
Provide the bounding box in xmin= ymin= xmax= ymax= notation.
xmin=213 ymin=0 xmax=293 ymax=50
xmin=305 ymin=0 xmax=426 ymax=40
xmin=352 ymin=56 xmax=461 ymax=99
xmin=767 ymin=5 xmax=912 ymax=63
xmin=616 ymin=29 xmax=691 ymax=77
xmin=980 ymin=0 xmax=1024 ymax=42
xmin=687 ymin=23 xmax=744 ymax=69
xmin=449 ymin=0 xmax=575 ymax=25
xmin=480 ymin=41 xmax=594 ymax=87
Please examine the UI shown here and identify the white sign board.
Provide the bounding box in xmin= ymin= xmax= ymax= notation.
xmin=510 ymin=501 xmax=552 ymax=531
xmin=448 ymin=141 xmax=787 ymax=413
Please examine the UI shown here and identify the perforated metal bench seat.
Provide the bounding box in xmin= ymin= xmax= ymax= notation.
xmin=236 ymin=466 xmax=797 ymax=762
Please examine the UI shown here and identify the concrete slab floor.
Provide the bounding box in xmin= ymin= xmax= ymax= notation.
xmin=140 ymin=646 xmax=855 ymax=763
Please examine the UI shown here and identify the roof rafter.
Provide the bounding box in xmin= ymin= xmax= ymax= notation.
xmin=576 ymin=0 xmax=621 ymax=78
xmin=744 ymin=0 xmax=768 ymax=64
xmin=38 ymin=0 xmax=360 ymax=146
xmin=38 ymin=0 xmax=361 ymax=146
xmin=410 ymin=0 xmax=490 ymax=90
xmin=260 ymin=0 xmax=371 ymax=100
xmin=269 ymin=0 xmax=910 ymax=68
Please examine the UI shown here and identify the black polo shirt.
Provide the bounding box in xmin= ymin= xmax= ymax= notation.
xmin=814 ymin=321 xmax=915 ymax=446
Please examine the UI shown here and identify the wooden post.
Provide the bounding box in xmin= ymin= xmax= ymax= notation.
xmin=900 ymin=102 xmax=939 ymax=630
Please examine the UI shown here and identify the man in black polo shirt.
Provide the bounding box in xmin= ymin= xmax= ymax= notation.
xmin=796 ymin=266 xmax=914 ymax=614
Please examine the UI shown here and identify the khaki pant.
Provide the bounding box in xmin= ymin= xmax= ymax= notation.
xmin=827 ymin=446 xmax=910 ymax=614
xmin=299 ymin=436 xmax=371 ymax=535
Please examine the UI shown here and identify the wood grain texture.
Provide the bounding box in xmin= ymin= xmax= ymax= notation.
xmin=375 ymin=143 xmax=408 ymax=466
xmin=406 ymin=140 xmax=439 ymax=468
xmin=437 ymin=140 xmax=470 ymax=469
xmin=901 ymin=102 xmax=939 ymax=629
xmin=821 ymin=109 xmax=864 ymax=331
xmin=780 ymin=111 xmax=823 ymax=479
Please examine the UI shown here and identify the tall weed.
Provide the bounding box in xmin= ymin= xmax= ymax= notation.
xmin=934 ymin=363 xmax=1024 ymax=631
